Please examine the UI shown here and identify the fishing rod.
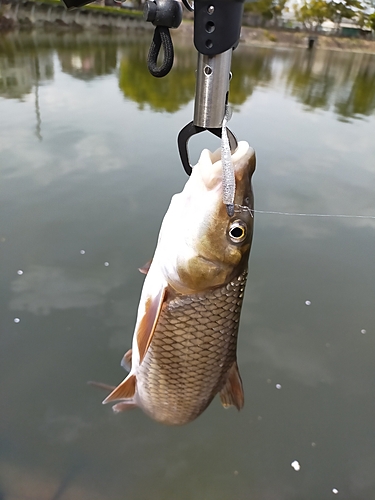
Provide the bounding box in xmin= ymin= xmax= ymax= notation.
xmin=61 ymin=0 xmax=246 ymax=176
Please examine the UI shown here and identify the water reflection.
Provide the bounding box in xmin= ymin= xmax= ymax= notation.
xmin=118 ymin=40 xmax=196 ymax=112
xmin=230 ymin=46 xmax=273 ymax=106
xmin=59 ymin=44 xmax=117 ymax=81
xmin=285 ymin=50 xmax=336 ymax=110
xmin=1 ymin=33 xmax=375 ymax=120
xmin=0 ymin=49 xmax=53 ymax=100
xmin=285 ymin=49 xmax=375 ymax=119
xmin=9 ymin=263 xmax=132 ymax=315
xmin=1 ymin=31 xmax=375 ymax=500
xmin=334 ymin=53 xmax=375 ymax=119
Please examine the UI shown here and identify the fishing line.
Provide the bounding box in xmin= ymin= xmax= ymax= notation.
xmin=235 ymin=205 xmax=375 ymax=220
xmin=253 ymin=210 xmax=375 ymax=219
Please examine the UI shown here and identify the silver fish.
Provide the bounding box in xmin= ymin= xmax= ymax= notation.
xmin=101 ymin=141 xmax=255 ymax=425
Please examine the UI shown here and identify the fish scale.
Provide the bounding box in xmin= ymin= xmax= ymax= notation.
xmin=137 ymin=271 xmax=247 ymax=425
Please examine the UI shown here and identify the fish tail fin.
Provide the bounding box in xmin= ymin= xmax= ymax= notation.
xmin=220 ymin=361 xmax=244 ymax=411
xmin=102 ymin=374 xmax=136 ymax=404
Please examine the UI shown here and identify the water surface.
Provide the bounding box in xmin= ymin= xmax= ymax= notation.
xmin=1 ymin=31 xmax=375 ymax=500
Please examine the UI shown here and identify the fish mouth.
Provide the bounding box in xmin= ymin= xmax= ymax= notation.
xmin=197 ymin=141 xmax=255 ymax=190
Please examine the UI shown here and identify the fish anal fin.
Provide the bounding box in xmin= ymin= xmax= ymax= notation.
xmin=138 ymin=259 xmax=152 ymax=275
xmin=137 ymin=286 xmax=167 ymax=364
xmin=220 ymin=361 xmax=244 ymax=411
xmin=102 ymin=374 xmax=136 ymax=404
xmin=121 ymin=348 xmax=132 ymax=372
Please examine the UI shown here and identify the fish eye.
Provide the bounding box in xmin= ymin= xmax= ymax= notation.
xmin=228 ymin=220 xmax=247 ymax=243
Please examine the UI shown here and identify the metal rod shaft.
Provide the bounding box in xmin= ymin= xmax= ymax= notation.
xmin=193 ymin=48 xmax=232 ymax=129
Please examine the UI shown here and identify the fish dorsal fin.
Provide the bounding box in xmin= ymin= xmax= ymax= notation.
xmin=138 ymin=259 xmax=153 ymax=275
xmin=220 ymin=361 xmax=244 ymax=411
xmin=102 ymin=374 xmax=136 ymax=404
xmin=137 ymin=286 xmax=167 ymax=364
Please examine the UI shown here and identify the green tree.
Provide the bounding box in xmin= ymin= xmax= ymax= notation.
xmin=244 ymin=0 xmax=287 ymax=25
xmin=294 ymin=0 xmax=330 ymax=30
xmin=368 ymin=11 xmax=375 ymax=30
xmin=327 ymin=0 xmax=363 ymax=31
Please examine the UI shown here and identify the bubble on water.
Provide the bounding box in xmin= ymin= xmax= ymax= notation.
xmin=14 ymin=318 xmax=20 ymax=324
xmin=332 ymin=488 xmax=339 ymax=494
xmin=80 ymin=250 xmax=86 ymax=255
xmin=276 ymin=383 xmax=282 ymax=389
xmin=17 ymin=270 xmax=24 ymax=275
xmin=361 ymin=329 xmax=366 ymax=334
xmin=291 ymin=460 xmax=300 ymax=471
xmin=305 ymin=300 xmax=311 ymax=306
xmin=311 ymin=442 xmax=316 ymax=447
xmin=104 ymin=262 xmax=109 ymax=267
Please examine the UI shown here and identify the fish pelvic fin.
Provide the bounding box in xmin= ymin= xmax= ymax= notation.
xmin=220 ymin=361 xmax=244 ymax=411
xmin=138 ymin=259 xmax=153 ymax=275
xmin=137 ymin=285 xmax=167 ymax=364
xmin=112 ymin=401 xmax=137 ymax=413
xmin=121 ymin=348 xmax=132 ymax=372
xmin=102 ymin=374 xmax=136 ymax=404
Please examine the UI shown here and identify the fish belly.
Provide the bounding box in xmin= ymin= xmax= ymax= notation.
xmin=136 ymin=271 xmax=248 ymax=425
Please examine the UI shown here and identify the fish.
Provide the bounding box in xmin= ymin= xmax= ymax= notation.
xmin=99 ymin=140 xmax=255 ymax=425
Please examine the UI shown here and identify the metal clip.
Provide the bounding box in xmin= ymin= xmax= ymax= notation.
xmin=177 ymin=121 xmax=237 ymax=176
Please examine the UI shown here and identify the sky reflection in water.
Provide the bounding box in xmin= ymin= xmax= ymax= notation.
xmin=0 ymin=32 xmax=375 ymax=500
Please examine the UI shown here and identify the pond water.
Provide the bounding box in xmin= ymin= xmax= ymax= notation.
xmin=1 ymin=31 xmax=375 ymax=500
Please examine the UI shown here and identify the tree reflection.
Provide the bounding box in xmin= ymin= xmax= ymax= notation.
xmin=1 ymin=33 xmax=375 ymax=120
xmin=230 ymin=46 xmax=273 ymax=106
xmin=57 ymin=44 xmax=117 ymax=80
xmin=118 ymin=42 xmax=274 ymax=112
xmin=334 ymin=54 xmax=375 ymax=119
xmin=118 ymin=41 xmax=196 ymax=112
xmin=285 ymin=50 xmax=335 ymax=110
xmin=285 ymin=49 xmax=375 ymax=119
xmin=0 ymin=41 xmax=53 ymax=100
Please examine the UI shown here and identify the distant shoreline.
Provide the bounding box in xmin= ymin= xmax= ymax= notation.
xmin=176 ymin=22 xmax=375 ymax=55
xmin=1 ymin=8 xmax=375 ymax=55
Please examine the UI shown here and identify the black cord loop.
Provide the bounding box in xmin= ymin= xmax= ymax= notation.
xmin=147 ymin=26 xmax=174 ymax=78
xmin=181 ymin=0 xmax=194 ymax=12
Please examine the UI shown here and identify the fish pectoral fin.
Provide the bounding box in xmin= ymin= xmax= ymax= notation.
xmin=219 ymin=361 xmax=244 ymax=411
xmin=102 ymin=374 xmax=136 ymax=404
xmin=138 ymin=259 xmax=153 ymax=275
xmin=137 ymin=285 xmax=168 ymax=364
xmin=121 ymin=348 xmax=132 ymax=372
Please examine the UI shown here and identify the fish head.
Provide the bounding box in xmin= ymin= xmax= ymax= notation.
xmin=157 ymin=141 xmax=255 ymax=294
